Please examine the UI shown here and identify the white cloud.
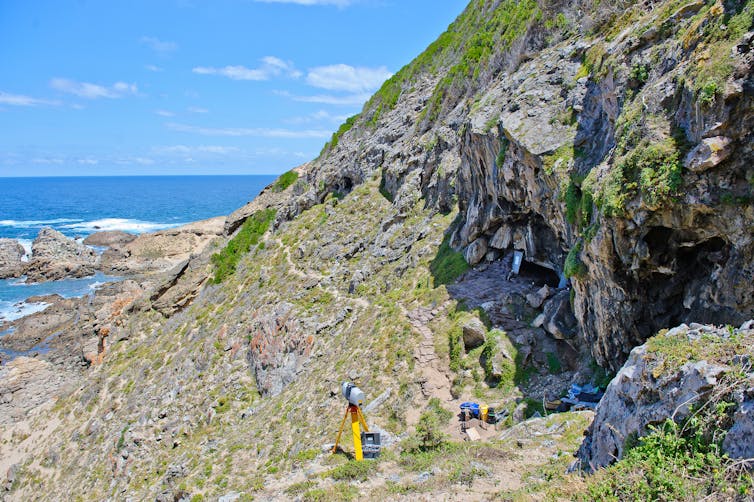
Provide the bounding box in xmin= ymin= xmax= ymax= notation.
xmin=0 ymin=90 xmax=58 ymax=107
xmin=254 ymin=0 xmax=353 ymax=5
xmin=77 ymin=158 xmax=99 ymax=165
xmin=306 ymin=64 xmax=392 ymax=93
xmin=275 ymin=90 xmax=371 ymax=106
xmin=166 ymin=122 xmax=330 ymax=138
xmin=50 ymin=78 xmax=138 ymax=99
xmin=141 ymin=36 xmax=178 ymax=54
xmin=187 ymin=106 xmax=208 ymax=114
xmin=153 ymin=145 xmax=240 ymax=155
xmin=155 ymin=109 xmax=175 ymax=117
xmin=145 ymin=64 xmax=164 ymax=72
xmin=193 ymin=56 xmax=300 ymax=81
xmin=285 ymin=110 xmax=350 ymax=124
xmin=31 ymin=157 xmax=64 ymax=165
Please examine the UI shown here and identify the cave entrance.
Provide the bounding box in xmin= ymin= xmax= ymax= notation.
xmin=518 ymin=260 xmax=561 ymax=288
xmin=636 ymin=229 xmax=731 ymax=337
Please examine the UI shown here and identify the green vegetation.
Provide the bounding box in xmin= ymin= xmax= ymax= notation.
xmin=586 ymin=403 xmax=753 ymax=500
xmin=405 ymin=398 xmax=452 ymax=452
xmin=211 ymin=208 xmax=276 ymax=283
xmin=564 ymin=241 xmax=587 ymax=279
xmin=326 ymin=460 xmax=373 ymax=481
xmin=545 ymin=352 xmax=563 ymax=374
xmin=496 ymin=136 xmax=509 ymax=167
xmin=429 ymin=233 xmax=469 ymax=286
xmin=448 ymin=323 xmax=464 ymax=372
xmin=595 ymin=139 xmax=683 ymax=216
xmin=321 ymin=114 xmax=358 ymax=154
xmin=629 ymin=62 xmax=649 ymax=87
xmin=480 ymin=330 xmax=516 ymax=387
xmin=542 ymin=143 xmax=575 ymax=176
xmin=272 ymin=170 xmax=299 ymax=192
xmin=422 ymin=0 xmax=541 ymax=123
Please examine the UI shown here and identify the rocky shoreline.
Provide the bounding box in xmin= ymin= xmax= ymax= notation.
xmin=0 ymin=216 xmax=226 ymax=422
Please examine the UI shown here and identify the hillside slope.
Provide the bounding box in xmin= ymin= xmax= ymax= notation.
xmin=1 ymin=0 xmax=754 ymax=500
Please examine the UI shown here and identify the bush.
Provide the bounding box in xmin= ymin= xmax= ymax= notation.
xmin=405 ymin=398 xmax=452 ymax=452
xmin=211 ymin=208 xmax=276 ymax=283
xmin=564 ymin=241 xmax=587 ymax=279
xmin=326 ymin=460 xmax=372 ymax=481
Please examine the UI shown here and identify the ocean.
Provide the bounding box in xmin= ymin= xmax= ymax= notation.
xmin=0 ymin=175 xmax=275 ymax=323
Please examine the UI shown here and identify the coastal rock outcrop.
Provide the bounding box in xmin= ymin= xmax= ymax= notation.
xmin=24 ymin=228 xmax=97 ymax=282
xmin=82 ymin=230 xmax=137 ymax=247
xmin=576 ymin=321 xmax=754 ymax=472
xmin=99 ymin=217 xmax=224 ymax=276
xmin=0 ymin=239 xmax=26 ymax=279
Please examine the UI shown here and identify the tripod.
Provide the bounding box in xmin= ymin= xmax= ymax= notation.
xmin=332 ymin=403 xmax=369 ymax=461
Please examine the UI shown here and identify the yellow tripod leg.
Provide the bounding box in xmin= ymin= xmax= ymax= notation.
xmin=351 ymin=406 xmax=363 ymax=461
xmin=357 ymin=406 xmax=369 ymax=433
xmin=332 ymin=406 xmax=350 ymax=454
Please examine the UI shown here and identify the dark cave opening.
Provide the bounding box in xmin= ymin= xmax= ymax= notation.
xmin=636 ymin=229 xmax=731 ymax=338
xmin=519 ymin=260 xmax=562 ymax=288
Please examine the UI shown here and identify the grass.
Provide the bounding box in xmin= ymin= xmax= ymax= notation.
xmin=429 ymin=233 xmax=469 ymax=286
xmin=211 ymin=208 xmax=276 ymax=283
xmin=272 ymin=170 xmax=299 ymax=192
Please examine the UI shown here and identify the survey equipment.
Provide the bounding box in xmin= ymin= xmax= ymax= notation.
xmin=332 ymin=382 xmax=373 ymax=461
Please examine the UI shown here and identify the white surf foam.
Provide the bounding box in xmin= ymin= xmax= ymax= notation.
xmin=17 ymin=239 xmax=32 ymax=262
xmin=0 ymin=218 xmax=82 ymax=228
xmin=0 ymin=300 xmax=50 ymax=323
xmin=61 ymin=218 xmax=185 ymax=234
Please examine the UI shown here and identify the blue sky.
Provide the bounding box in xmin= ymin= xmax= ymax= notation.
xmin=0 ymin=0 xmax=468 ymax=176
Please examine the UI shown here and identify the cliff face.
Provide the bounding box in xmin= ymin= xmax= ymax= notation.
xmin=2 ymin=0 xmax=754 ymax=499
xmin=284 ymin=0 xmax=754 ymax=370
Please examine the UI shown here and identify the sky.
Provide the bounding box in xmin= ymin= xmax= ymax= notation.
xmin=0 ymin=0 xmax=469 ymax=177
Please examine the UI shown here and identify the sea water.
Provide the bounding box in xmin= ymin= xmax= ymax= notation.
xmin=0 ymin=175 xmax=275 ymax=323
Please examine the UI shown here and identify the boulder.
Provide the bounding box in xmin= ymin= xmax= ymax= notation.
xmin=684 ymin=136 xmax=732 ymax=173
xmin=462 ymin=317 xmax=487 ymax=351
xmin=576 ymin=322 xmax=754 ymax=472
xmin=0 ymin=238 xmax=26 ymax=279
xmin=24 ymin=228 xmax=97 ymax=282
xmin=541 ymin=290 xmax=577 ymax=339
xmin=82 ymin=230 xmax=137 ymax=247
xmin=526 ymin=285 xmax=553 ymax=309
xmin=464 ymin=237 xmax=488 ymax=266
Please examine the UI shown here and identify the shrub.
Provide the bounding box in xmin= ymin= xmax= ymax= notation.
xmin=211 ymin=208 xmax=276 ymax=283
xmin=698 ymin=80 xmax=718 ymax=107
xmin=321 ymin=114 xmax=358 ymax=154
xmin=409 ymin=406 xmax=449 ymax=452
xmin=564 ymin=241 xmax=587 ymax=279
xmin=326 ymin=460 xmax=372 ymax=481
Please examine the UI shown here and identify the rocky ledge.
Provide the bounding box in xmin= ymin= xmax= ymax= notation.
xmin=577 ymin=320 xmax=754 ymax=472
